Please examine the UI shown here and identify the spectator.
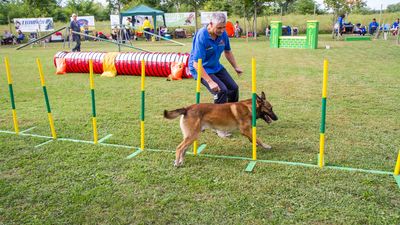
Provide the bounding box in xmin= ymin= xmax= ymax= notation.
xmin=143 ymin=16 xmax=152 ymax=41
xmin=266 ymin=25 xmax=271 ymax=39
xmin=70 ymin=13 xmax=81 ymax=52
xmin=125 ymin=17 xmax=132 ymax=40
xmin=335 ymin=14 xmax=345 ymax=35
xmin=98 ymin=32 xmax=107 ymax=40
xmin=1 ymin=30 xmax=14 ymax=45
xmin=234 ymin=21 xmax=242 ymax=38
xmin=159 ymin=26 xmax=168 ymax=37
xmin=353 ymin=23 xmax=366 ymax=36
xmin=369 ymin=18 xmax=379 ymax=35
xmin=391 ymin=18 xmax=399 ymax=36
xmin=111 ymin=27 xmax=118 ymax=41
xmin=83 ymin=22 xmax=89 ymax=41
xmin=16 ymin=30 xmax=25 ymax=43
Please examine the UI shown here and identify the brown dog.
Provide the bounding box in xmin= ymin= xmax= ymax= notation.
xmin=164 ymin=91 xmax=278 ymax=167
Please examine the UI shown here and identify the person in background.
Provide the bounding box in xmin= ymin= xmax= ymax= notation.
xmin=70 ymin=13 xmax=81 ymax=52
xmin=16 ymin=30 xmax=25 ymax=43
xmin=391 ymin=18 xmax=399 ymax=36
xmin=83 ymin=21 xmax=89 ymax=41
xmin=125 ymin=17 xmax=132 ymax=40
xmin=188 ymin=13 xmax=243 ymax=138
xmin=98 ymin=32 xmax=107 ymax=40
xmin=234 ymin=21 xmax=241 ymax=38
xmin=111 ymin=26 xmax=118 ymax=41
xmin=142 ymin=16 xmax=152 ymax=41
xmin=369 ymin=18 xmax=379 ymax=35
xmin=336 ymin=14 xmax=345 ymax=35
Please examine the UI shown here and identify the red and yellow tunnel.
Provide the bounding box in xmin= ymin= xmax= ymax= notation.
xmin=54 ymin=51 xmax=192 ymax=78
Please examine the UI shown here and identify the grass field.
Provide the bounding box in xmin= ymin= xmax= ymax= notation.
xmin=1 ymin=36 xmax=400 ymax=224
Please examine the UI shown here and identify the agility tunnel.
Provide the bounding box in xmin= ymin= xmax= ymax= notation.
xmin=53 ymin=51 xmax=191 ymax=78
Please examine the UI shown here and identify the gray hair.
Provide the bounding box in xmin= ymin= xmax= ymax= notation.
xmin=210 ymin=13 xmax=226 ymax=25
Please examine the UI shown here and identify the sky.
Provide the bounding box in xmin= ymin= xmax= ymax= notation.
xmin=315 ymin=0 xmax=399 ymax=10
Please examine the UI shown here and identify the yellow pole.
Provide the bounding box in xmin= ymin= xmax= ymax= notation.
xmin=322 ymin=60 xmax=328 ymax=99
xmin=252 ymin=57 xmax=257 ymax=160
xmin=140 ymin=60 xmax=145 ymax=150
xmin=319 ymin=59 xmax=328 ymax=168
xmin=4 ymin=57 xmax=19 ymax=135
xmin=89 ymin=59 xmax=98 ymax=144
xmin=36 ymin=58 xmax=57 ymax=139
xmin=193 ymin=59 xmax=202 ymax=155
xmin=394 ymin=150 xmax=400 ymax=176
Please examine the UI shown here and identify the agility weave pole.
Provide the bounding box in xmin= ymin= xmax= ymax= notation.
xmin=89 ymin=60 xmax=99 ymax=144
xmin=245 ymin=57 xmax=258 ymax=172
xmin=126 ymin=60 xmax=146 ymax=159
xmin=36 ymin=58 xmax=57 ymax=139
xmin=192 ymin=59 xmax=207 ymax=155
xmin=140 ymin=60 xmax=145 ymax=151
xmin=1 ymin=57 xmax=112 ymax=147
xmin=4 ymin=57 xmax=19 ymax=135
xmin=1 ymin=57 xmax=399 ymax=189
xmin=319 ymin=59 xmax=328 ymax=168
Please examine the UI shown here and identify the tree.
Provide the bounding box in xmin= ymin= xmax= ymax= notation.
xmin=323 ymin=0 xmax=366 ymax=15
xmin=387 ymin=3 xmax=400 ymax=13
xmin=291 ymin=0 xmax=319 ymax=15
xmin=275 ymin=0 xmax=296 ymax=15
xmin=203 ymin=0 xmax=232 ymax=15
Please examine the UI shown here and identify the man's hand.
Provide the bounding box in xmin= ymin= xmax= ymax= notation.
xmin=234 ymin=67 xmax=243 ymax=76
xmin=207 ymin=79 xmax=220 ymax=93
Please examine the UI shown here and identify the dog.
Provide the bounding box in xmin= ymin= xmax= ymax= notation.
xmin=164 ymin=91 xmax=278 ymax=167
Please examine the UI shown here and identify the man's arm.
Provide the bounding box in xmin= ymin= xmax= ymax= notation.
xmin=224 ymin=50 xmax=243 ymax=76
xmin=192 ymin=61 xmax=220 ymax=92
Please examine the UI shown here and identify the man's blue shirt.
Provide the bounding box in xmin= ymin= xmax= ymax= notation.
xmin=189 ymin=27 xmax=231 ymax=79
xmin=393 ymin=21 xmax=399 ymax=28
xmin=337 ymin=16 xmax=344 ymax=27
xmin=369 ymin=21 xmax=379 ymax=29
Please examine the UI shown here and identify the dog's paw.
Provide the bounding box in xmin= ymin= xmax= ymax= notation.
xmin=261 ymin=144 xmax=272 ymax=150
xmin=174 ymin=160 xmax=183 ymax=167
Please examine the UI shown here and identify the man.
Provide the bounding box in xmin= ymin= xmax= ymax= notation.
xmin=125 ymin=17 xmax=132 ymax=40
xmin=70 ymin=13 xmax=81 ymax=52
xmin=336 ymin=14 xmax=345 ymax=36
xmin=188 ymin=13 xmax=243 ymax=137
xmin=391 ymin=18 xmax=399 ymax=36
xmin=234 ymin=21 xmax=241 ymax=38
xmin=2 ymin=30 xmax=14 ymax=45
xmin=142 ymin=17 xmax=152 ymax=41
xmin=369 ymin=18 xmax=379 ymax=35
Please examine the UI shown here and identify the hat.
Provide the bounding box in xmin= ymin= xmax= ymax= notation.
xmin=72 ymin=13 xmax=77 ymax=17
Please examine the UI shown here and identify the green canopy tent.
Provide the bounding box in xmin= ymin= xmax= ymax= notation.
xmin=120 ymin=4 xmax=166 ymax=31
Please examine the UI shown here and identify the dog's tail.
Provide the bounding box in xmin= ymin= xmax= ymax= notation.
xmin=164 ymin=108 xmax=187 ymax=119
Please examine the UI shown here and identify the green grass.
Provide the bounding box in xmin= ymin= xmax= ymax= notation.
xmin=1 ymin=36 xmax=400 ymax=224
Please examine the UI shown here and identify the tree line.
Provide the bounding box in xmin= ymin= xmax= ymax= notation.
xmin=1 ymin=0 xmax=399 ymax=25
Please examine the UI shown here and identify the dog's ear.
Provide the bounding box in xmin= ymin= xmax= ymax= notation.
xmin=261 ymin=91 xmax=266 ymax=100
xmin=256 ymin=94 xmax=262 ymax=102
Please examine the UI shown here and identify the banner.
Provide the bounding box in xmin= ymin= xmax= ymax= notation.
xmin=13 ymin=18 xmax=54 ymax=32
xmin=200 ymin=12 xmax=227 ymax=25
xmin=70 ymin=16 xmax=95 ymax=29
xmin=164 ymin=12 xmax=195 ymax=27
